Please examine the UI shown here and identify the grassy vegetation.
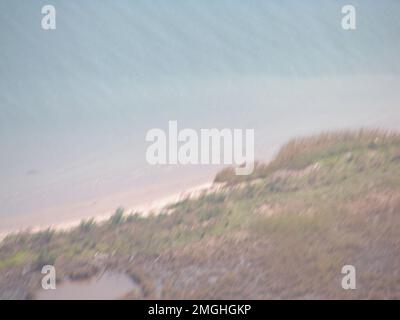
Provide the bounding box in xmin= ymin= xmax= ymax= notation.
xmin=1 ymin=129 xmax=399 ymax=299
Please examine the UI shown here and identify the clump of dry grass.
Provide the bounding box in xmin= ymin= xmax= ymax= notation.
xmin=215 ymin=129 xmax=400 ymax=184
xmin=269 ymin=129 xmax=400 ymax=169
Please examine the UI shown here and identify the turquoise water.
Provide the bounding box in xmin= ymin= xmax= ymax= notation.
xmin=1 ymin=1 xmax=400 ymax=232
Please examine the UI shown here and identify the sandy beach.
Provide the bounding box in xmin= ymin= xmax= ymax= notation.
xmin=0 ymin=179 xmax=223 ymax=242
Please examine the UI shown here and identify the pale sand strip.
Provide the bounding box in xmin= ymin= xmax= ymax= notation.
xmin=0 ymin=182 xmax=225 ymax=242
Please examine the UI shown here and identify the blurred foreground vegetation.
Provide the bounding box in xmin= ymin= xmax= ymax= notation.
xmin=1 ymin=129 xmax=400 ymax=299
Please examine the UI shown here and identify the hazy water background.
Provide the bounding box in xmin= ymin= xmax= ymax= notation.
xmin=0 ymin=1 xmax=400 ymax=233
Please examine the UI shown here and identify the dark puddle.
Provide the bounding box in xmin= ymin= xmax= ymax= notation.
xmin=35 ymin=272 xmax=138 ymax=300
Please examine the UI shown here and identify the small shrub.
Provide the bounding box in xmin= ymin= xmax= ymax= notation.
xmin=78 ymin=218 xmax=96 ymax=232
xmin=36 ymin=249 xmax=56 ymax=269
xmin=109 ymin=207 xmax=125 ymax=225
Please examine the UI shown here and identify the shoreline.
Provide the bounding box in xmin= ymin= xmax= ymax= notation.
xmin=0 ymin=181 xmax=223 ymax=242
